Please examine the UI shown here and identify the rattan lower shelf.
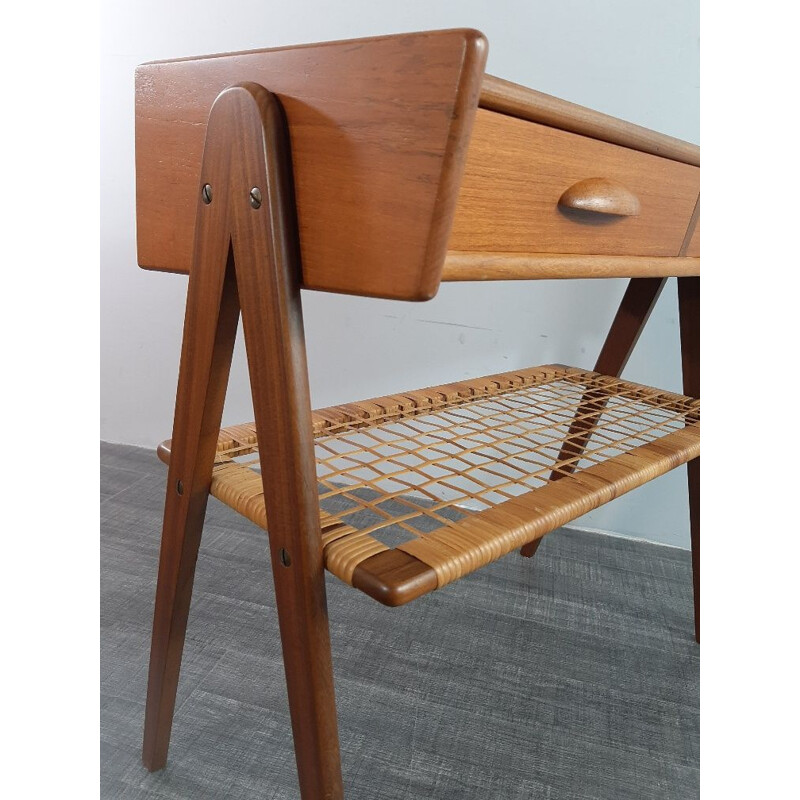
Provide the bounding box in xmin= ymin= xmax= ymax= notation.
xmin=159 ymin=365 xmax=699 ymax=605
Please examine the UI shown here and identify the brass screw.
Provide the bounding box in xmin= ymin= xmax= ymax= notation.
xmin=201 ymin=184 xmax=213 ymax=204
xmin=249 ymin=187 xmax=262 ymax=209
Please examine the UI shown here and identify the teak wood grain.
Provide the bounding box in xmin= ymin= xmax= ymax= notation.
xmin=352 ymin=549 xmax=437 ymax=607
xmin=441 ymin=253 xmax=699 ymax=281
xmin=136 ymin=30 xmax=704 ymax=300
xmin=142 ymin=249 xmax=240 ymax=772
xmin=448 ymin=109 xmax=699 ymax=258
xmin=135 ymin=29 xmax=487 ymax=301
xmin=557 ymin=177 xmax=641 ymax=217
xmin=143 ymin=85 xmax=344 ymax=797
xmin=480 ymin=74 xmax=700 ymax=167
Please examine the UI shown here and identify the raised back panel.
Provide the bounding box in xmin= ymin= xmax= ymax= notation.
xmin=135 ymin=29 xmax=487 ymax=301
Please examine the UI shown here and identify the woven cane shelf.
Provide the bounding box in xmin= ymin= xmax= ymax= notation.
xmin=159 ymin=365 xmax=699 ymax=605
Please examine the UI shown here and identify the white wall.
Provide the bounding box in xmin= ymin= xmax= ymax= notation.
xmin=101 ymin=0 xmax=699 ymax=547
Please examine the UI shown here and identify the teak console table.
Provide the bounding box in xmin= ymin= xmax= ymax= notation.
xmin=135 ymin=29 xmax=699 ymax=798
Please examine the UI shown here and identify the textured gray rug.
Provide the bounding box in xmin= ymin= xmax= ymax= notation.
xmin=100 ymin=442 xmax=699 ymax=799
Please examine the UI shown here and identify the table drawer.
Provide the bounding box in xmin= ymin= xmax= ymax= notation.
xmin=448 ymin=109 xmax=699 ymax=257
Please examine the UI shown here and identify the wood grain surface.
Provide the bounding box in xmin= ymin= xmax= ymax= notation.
xmin=557 ymin=177 xmax=641 ymax=217
xmin=448 ymin=109 xmax=700 ymax=258
xmin=135 ymin=29 xmax=487 ymax=300
xmin=441 ymin=253 xmax=699 ymax=281
xmin=480 ymin=74 xmax=699 ymax=166
xmin=143 ymin=85 xmax=345 ymax=797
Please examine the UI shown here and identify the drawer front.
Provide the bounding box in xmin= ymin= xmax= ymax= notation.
xmin=448 ymin=109 xmax=699 ymax=257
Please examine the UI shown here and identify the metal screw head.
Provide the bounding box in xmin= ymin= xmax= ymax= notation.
xmin=201 ymin=184 xmax=213 ymax=204
xmin=279 ymin=548 xmax=291 ymax=567
xmin=176 ymin=479 xmax=184 ymax=495
xmin=249 ymin=187 xmax=262 ymax=209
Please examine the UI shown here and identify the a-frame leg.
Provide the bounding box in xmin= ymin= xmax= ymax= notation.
xmin=228 ymin=86 xmax=344 ymax=799
xmin=142 ymin=247 xmax=240 ymax=770
xmin=520 ymin=277 xmax=666 ymax=558
xmin=678 ymin=276 xmax=700 ymax=643
xmin=143 ymin=83 xmax=343 ymax=798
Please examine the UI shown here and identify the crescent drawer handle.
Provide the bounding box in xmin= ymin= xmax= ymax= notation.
xmin=558 ymin=177 xmax=641 ymax=217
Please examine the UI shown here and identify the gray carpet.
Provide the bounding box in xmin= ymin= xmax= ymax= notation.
xmin=100 ymin=442 xmax=699 ymax=799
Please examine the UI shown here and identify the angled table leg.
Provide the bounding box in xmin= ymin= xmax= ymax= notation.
xmin=228 ymin=85 xmax=344 ymax=799
xmin=142 ymin=242 xmax=240 ymax=768
xmin=143 ymin=83 xmax=343 ymax=798
xmin=521 ymin=277 xmax=666 ymax=558
xmin=678 ymin=275 xmax=699 ymax=643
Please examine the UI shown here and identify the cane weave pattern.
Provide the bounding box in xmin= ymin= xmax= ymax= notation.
xmin=207 ymin=365 xmax=699 ymax=594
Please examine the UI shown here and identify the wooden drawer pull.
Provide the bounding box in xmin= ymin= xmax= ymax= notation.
xmin=558 ymin=177 xmax=640 ymax=216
